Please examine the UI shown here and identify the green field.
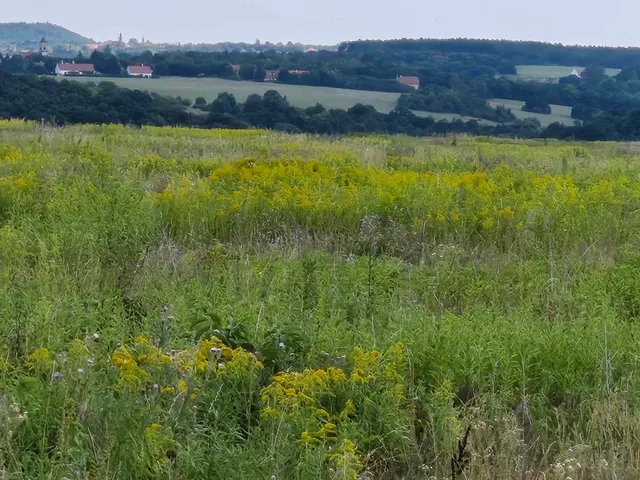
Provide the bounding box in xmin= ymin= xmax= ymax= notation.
xmin=411 ymin=110 xmax=497 ymax=125
xmin=515 ymin=64 xmax=621 ymax=81
xmin=58 ymin=76 xmax=403 ymax=113
xmin=4 ymin=121 xmax=640 ymax=478
xmin=489 ymin=98 xmax=573 ymax=126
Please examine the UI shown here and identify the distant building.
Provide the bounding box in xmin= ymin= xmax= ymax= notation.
xmin=55 ymin=63 xmax=96 ymax=76
xmin=39 ymin=37 xmax=49 ymax=56
xmin=570 ymin=68 xmax=585 ymax=78
xmin=397 ymin=75 xmax=420 ymax=89
xmin=231 ymin=64 xmax=241 ymax=77
xmin=305 ymin=48 xmax=318 ymax=53
xmin=288 ymin=70 xmax=310 ymax=75
xmin=264 ymin=70 xmax=279 ymax=81
xmin=127 ymin=64 xmax=153 ymax=78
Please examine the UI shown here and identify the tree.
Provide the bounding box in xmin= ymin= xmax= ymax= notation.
xmin=193 ymin=97 xmax=207 ymax=109
xmin=90 ymin=50 xmax=122 ymax=76
xmin=210 ymin=93 xmax=239 ymax=114
xmin=253 ymin=67 xmax=266 ymax=82
xmin=522 ymin=98 xmax=551 ymax=115
xmin=239 ymin=65 xmax=255 ymax=81
xmin=581 ymin=65 xmax=606 ymax=83
xmin=571 ymin=103 xmax=599 ymax=121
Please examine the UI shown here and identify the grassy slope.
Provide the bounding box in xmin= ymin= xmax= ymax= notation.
xmin=489 ymin=98 xmax=573 ymax=126
xmin=515 ymin=64 xmax=621 ymax=81
xmin=411 ymin=109 xmax=497 ymax=125
xmin=3 ymin=123 xmax=640 ymax=478
xmin=59 ymin=75 xmax=497 ymax=122
xmin=59 ymin=76 xmax=403 ymax=113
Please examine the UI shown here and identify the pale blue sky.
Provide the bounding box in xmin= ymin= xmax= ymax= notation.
xmin=4 ymin=0 xmax=636 ymax=46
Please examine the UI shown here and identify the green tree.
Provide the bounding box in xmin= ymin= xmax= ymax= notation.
xmin=239 ymin=65 xmax=255 ymax=81
xmin=211 ymin=93 xmax=239 ymax=114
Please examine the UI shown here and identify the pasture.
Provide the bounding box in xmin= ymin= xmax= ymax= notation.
xmin=3 ymin=122 xmax=640 ymax=478
xmin=515 ymin=64 xmax=621 ymax=81
xmin=489 ymin=98 xmax=573 ymax=126
xmin=58 ymin=75 xmax=403 ymax=113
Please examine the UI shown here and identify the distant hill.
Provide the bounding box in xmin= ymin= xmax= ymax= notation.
xmin=0 ymin=22 xmax=92 ymax=48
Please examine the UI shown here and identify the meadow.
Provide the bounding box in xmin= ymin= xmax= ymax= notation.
xmin=514 ymin=65 xmax=621 ymax=82
xmin=489 ymin=98 xmax=573 ymax=126
xmin=57 ymin=76 xmax=403 ymax=114
xmin=2 ymin=122 xmax=640 ymax=479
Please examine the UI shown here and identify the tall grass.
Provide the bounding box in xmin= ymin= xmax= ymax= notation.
xmin=1 ymin=121 xmax=640 ymax=478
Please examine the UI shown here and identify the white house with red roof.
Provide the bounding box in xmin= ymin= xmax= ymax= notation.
xmin=397 ymin=75 xmax=420 ymax=89
xmin=55 ymin=63 xmax=96 ymax=76
xmin=127 ymin=64 xmax=153 ymax=78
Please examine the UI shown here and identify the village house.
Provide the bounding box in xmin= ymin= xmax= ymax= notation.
xmin=570 ymin=68 xmax=585 ymax=78
xmin=288 ymin=70 xmax=310 ymax=75
xmin=232 ymin=64 xmax=241 ymax=76
xmin=397 ymin=76 xmax=420 ymax=89
xmin=55 ymin=63 xmax=96 ymax=76
xmin=264 ymin=70 xmax=279 ymax=81
xmin=127 ymin=64 xmax=153 ymax=78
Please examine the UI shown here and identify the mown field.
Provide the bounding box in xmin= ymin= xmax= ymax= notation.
xmin=411 ymin=110 xmax=498 ymax=125
xmin=514 ymin=65 xmax=621 ymax=82
xmin=489 ymin=98 xmax=573 ymax=126
xmin=57 ymin=76 xmax=404 ymax=114
xmin=3 ymin=122 xmax=640 ymax=479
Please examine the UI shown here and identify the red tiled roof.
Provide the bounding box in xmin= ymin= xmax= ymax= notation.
xmin=397 ymin=76 xmax=420 ymax=87
xmin=128 ymin=65 xmax=153 ymax=74
xmin=57 ymin=63 xmax=95 ymax=73
xmin=232 ymin=64 xmax=241 ymax=72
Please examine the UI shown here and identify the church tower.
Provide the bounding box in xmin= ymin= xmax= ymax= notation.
xmin=39 ymin=37 xmax=49 ymax=56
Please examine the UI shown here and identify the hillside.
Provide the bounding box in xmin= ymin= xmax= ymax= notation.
xmin=0 ymin=22 xmax=92 ymax=47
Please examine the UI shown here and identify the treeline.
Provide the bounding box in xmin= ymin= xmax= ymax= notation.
xmin=0 ymin=73 xmax=190 ymax=126
xmin=3 ymin=73 xmax=640 ymax=141
xmin=7 ymin=38 xmax=640 ymax=126
xmin=341 ymin=39 xmax=640 ymax=70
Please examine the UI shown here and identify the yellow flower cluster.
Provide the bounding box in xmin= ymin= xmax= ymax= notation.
xmin=110 ymin=337 xmax=263 ymax=393
xmin=261 ymin=343 xmax=406 ymax=449
xmin=152 ymin=154 xmax=639 ymax=244
xmin=27 ymin=348 xmax=53 ymax=376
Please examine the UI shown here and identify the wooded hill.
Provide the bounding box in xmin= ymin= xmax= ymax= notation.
xmin=0 ymin=22 xmax=92 ymax=48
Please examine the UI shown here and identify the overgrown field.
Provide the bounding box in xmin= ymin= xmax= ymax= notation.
xmin=3 ymin=122 xmax=640 ymax=479
xmin=57 ymin=76 xmax=403 ymax=113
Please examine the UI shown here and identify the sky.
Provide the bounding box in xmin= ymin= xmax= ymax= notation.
xmin=3 ymin=0 xmax=638 ymax=46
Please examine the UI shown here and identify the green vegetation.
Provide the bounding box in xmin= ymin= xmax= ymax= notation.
xmin=58 ymin=76 xmax=403 ymax=113
xmin=488 ymin=98 xmax=572 ymax=126
xmin=515 ymin=65 xmax=621 ymax=81
xmin=3 ymin=122 xmax=640 ymax=478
